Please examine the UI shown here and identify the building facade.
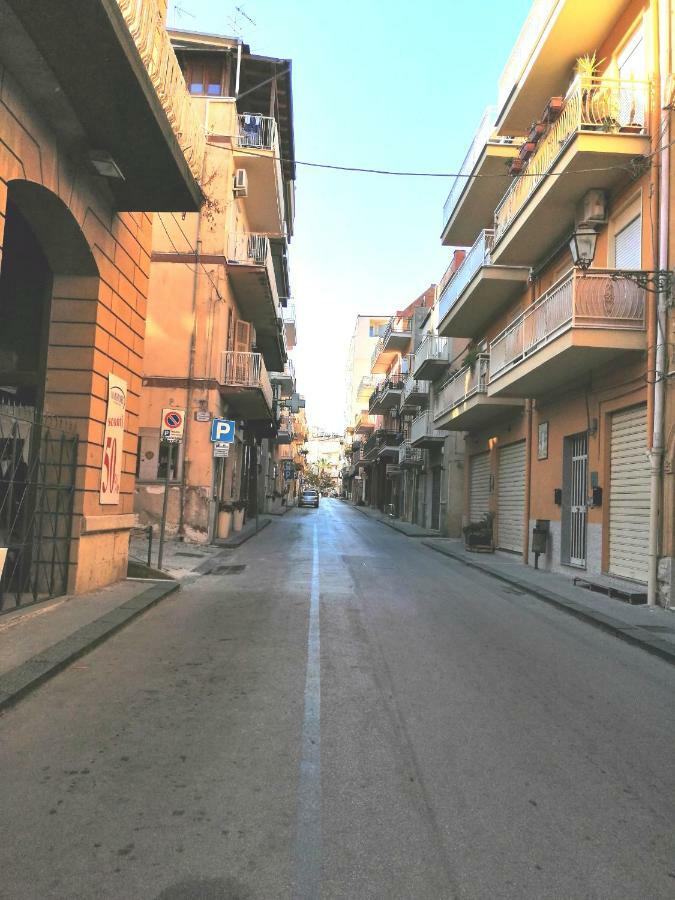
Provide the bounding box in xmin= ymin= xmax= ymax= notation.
xmin=134 ymin=29 xmax=304 ymax=542
xmin=0 ymin=0 xmax=203 ymax=604
xmin=433 ymin=0 xmax=674 ymax=605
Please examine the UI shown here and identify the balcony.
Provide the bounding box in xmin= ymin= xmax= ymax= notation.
xmin=3 ymin=0 xmax=204 ymax=210
xmin=412 ymin=335 xmax=451 ymax=380
xmin=495 ymin=0 xmax=637 ymax=135
xmin=433 ymin=355 xmax=523 ymax=431
xmin=438 ymin=230 xmax=530 ymax=339
xmin=282 ymin=304 xmax=297 ymax=350
xmin=489 ymin=270 xmax=646 ymax=398
xmin=491 ymin=77 xmax=651 ymax=266
xmin=398 ymin=442 xmax=423 ymax=467
xmin=371 ymin=317 xmax=413 ymax=374
xmin=218 ymin=351 xmax=273 ymax=419
xmin=369 ymin=378 xmax=405 ymax=414
xmin=410 ymin=410 xmax=446 ymax=449
xmin=356 ymin=375 xmax=380 ymax=405
xmin=441 ymin=107 xmax=522 ymax=246
xmin=354 ymin=412 xmax=378 ymax=435
xmin=377 ymin=431 xmax=403 ymax=460
xmin=401 ymin=375 xmax=430 ymax=413
xmin=269 ymin=360 xmax=295 ymax=398
xmin=226 ymin=233 xmax=285 ymax=370
xmin=234 ymin=113 xmax=287 ymax=234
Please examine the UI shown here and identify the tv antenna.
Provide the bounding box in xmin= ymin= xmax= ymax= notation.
xmin=228 ymin=4 xmax=256 ymax=37
xmin=172 ymin=2 xmax=196 ymax=24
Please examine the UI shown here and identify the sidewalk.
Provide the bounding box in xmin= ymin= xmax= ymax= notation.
xmin=350 ymin=503 xmax=440 ymax=538
xmin=422 ymin=538 xmax=675 ymax=665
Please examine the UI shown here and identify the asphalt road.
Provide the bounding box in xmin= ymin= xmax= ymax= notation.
xmin=1 ymin=500 xmax=674 ymax=900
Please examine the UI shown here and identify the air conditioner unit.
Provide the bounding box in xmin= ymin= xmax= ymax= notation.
xmin=233 ymin=168 xmax=248 ymax=197
xmin=578 ymin=189 xmax=608 ymax=226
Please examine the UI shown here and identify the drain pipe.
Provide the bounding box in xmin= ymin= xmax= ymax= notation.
xmin=647 ymin=0 xmax=670 ymax=608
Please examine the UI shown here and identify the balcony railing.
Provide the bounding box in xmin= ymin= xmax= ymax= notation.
xmin=371 ymin=317 xmax=413 ymax=371
xmin=494 ymin=76 xmax=650 ymax=243
xmin=282 ymin=303 xmax=296 ymax=323
xmin=496 ymin=0 xmax=558 ymax=114
xmin=442 ymin=106 xmax=519 ymax=228
xmin=227 ymin=232 xmax=271 ymax=266
xmin=236 ymin=113 xmax=279 ymax=150
xmin=402 ymin=374 xmax=430 ymax=403
xmin=410 ymin=410 xmax=446 ymax=445
xmin=489 ymin=271 xmax=646 ymax=381
xmin=413 ymin=334 xmax=450 ymax=371
xmin=433 ymin=356 xmax=489 ymax=420
xmin=220 ymin=350 xmax=273 ymax=409
xmin=116 ymin=0 xmax=205 ymax=181
xmin=438 ymin=230 xmax=494 ymax=324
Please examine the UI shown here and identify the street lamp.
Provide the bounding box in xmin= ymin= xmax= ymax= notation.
xmin=569 ymin=225 xmax=673 ymax=293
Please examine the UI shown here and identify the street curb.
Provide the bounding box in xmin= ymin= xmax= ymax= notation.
xmin=349 ymin=504 xmax=437 ymax=538
xmin=0 ymin=580 xmax=181 ymax=713
xmin=421 ymin=540 xmax=675 ymax=667
xmin=213 ymin=516 xmax=271 ymax=549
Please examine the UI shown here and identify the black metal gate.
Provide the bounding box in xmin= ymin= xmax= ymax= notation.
xmin=0 ymin=404 xmax=78 ymax=612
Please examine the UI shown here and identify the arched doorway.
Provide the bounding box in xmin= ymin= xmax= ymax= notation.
xmin=0 ymin=180 xmax=98 ymax=610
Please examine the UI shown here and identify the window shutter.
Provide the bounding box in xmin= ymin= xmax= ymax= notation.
xmin=234 ymin=320 xmax=251 ymax=353
xmin=615 ymin=216 xmax=641 ymax=269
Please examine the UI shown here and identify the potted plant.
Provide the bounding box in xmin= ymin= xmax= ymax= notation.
xmin=217 ymin=500 xmax=234 ymax=539
xmin=463 ymin=513 xmax=494 ymax=552
xmin=527 ymin=121 xmax=547 ymax=143
xmin=542 ymin=96 xmax=564 ymax=123
xmin=232 ymin=499 xmax=247 ymax=532
xmin=620 ymin=75 xmax=644 ymax=134
xmin=576 ymin=52 xmax=606 ymax=127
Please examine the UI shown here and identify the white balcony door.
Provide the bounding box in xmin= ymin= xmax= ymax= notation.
xmin=617 ymin=26 xmax=646 ymax=126
xmin=614 ymin=215 xmax=642 ymax=269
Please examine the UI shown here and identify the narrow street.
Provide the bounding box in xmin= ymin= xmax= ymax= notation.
xmin=1 ymin=500 xmax=674 ymax=900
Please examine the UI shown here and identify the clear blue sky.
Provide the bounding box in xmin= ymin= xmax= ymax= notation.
xmin=170 ymin=0 xmax=533 ymax=432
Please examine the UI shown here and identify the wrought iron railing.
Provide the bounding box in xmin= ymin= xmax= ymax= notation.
xmin=116 ymin=0 xmax=205 ymax=182
xmin=442 ymin=106 xmax=520 ymax=229
xmin=227 ymin=232 xmax=271 ymax=266
xmin=494 ymin=76 xmax=650 ymax=243
xmin=220 ymin=351 xmax=273 ymax=409
xmin=0 ymin=404 xmax=78 ymax=611
xmin=438 ymin=230 xmax=494 ymax=324
xmin=413 ymin=334 xmax=450 ymax=373
xmin=236 ymin=113 xmax=279 ymax=150
xmin=433 ymin=356 xmax=489 ymax=421
xmin=489 ymin=270 xmax=646 ymax=381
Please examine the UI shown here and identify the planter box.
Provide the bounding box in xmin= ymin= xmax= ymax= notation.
xmin=542 ymin=96 xmax=564 ymax=123
xmin=232 ymin=508 xmax=245 ymax=532
xmin=509 ymin=158 xmax=525 ymax=175
xmin=217 ymin=510 xmax=233 ymax=539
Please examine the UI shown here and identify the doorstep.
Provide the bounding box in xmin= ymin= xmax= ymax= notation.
xmin=0 ymin=578 xmax=180 ymax=712
xmin=422 ymin=539 xmax=675 ymax=666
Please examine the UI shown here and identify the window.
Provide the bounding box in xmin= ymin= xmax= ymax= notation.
xmin=369 ymin=320 xmax=387 ymax=337
xmin=184 ymin=56 xmax=227 ymax=97
xmin=615 ymin=216 xmax=641 ymax=269
xmin=157 ymin=442 xmax=180 ymax=481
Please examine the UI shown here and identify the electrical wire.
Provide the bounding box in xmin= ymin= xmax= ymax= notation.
xmin=156 ymin=213 xmax=223 ymax=301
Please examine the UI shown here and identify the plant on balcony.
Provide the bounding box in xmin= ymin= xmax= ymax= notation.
xmin=463 ymin=341 xmax=481 ymax=374
xmin=576 ymin=53 xmax=606 ymax=126
xmin=463 ymin=513 xmax=494 ymax=552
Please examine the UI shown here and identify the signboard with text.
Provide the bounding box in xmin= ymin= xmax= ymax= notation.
xmin=210 ymin=418 xmax=236 ymax=443
xmin=161 ymin=407 xmax=186 ymax=443
xmin=100 ymin=374 xmax=127 ymax=505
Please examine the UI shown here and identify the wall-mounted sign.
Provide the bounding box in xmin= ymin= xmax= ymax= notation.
xmin=100 ymin=374 xmax=127 ymax=505
xmin=195 ymin=409 xmax=212 ymax=422
xmin=213 ymin=442 xmax=230 ymax=458
xmin=538 ymin=421 xmax=549 ymax=460
xmin=283 ymin=460 xmax=295 ymax=481
xmin=162 ymin=407 xmax=185 ymax=442
xmin=210 ymin=418 xmax=236 ymax=443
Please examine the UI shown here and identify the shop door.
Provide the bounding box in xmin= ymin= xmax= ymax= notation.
xmin=469 ymin=453 xmax=490 ymax=523
xmin=497 ymin=441 xmax=526 ymax=553
xmin=609 ymin=405 xmax=650 ymax=581
xmin=430 ymin=467 xmax=441 ymax=530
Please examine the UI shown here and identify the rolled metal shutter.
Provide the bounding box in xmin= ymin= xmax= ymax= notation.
xmin=469 ymin=453 xmax=490 ymax=522
xmin=609 ymin=405 xmax=649 ymax=582
xmin=497 ymin=441 xmax=526 ymax=553
xmin=614 ymin=216 xmax=641 ymax=269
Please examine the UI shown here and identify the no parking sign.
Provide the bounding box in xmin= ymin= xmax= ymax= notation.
xmin=161 ymin=407 xmax=185 ymax=442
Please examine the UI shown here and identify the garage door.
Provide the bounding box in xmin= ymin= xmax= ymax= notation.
xmin=609 ymin=405 xmax=650 ymax=582
xmin=497 ymin=441 xmax=526 ymax=553
xmin=469 ymin=453 xmax=490 ymax=523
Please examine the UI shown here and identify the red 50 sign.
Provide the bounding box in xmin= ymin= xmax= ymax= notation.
xmin=100 ymin=375 xmax=127 ymax=505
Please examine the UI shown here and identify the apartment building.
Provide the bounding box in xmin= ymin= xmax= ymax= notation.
xmin=134 ymin=29 xmax=302 ymax=542
xmin=306 ymin=431 xmax=344 ymax=489
xmin=434 ymin=0 xmax=674 ymax=605
xmin=0 ymin=0 xmax=203 ymax=603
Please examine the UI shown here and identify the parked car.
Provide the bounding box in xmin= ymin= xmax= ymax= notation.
xmin=299 ymin=489 xmax=320 ymax=509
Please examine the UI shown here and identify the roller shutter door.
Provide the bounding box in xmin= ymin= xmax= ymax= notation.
xmin=469 ymin=453 xmax=490 ymax=523
xmin=497 ymin=441 xmax=526 ymax=553
xmin=609 ymin=405 xmax=649 ymax=582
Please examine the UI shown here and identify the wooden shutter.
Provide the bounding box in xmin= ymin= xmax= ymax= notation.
xmin=614 ymin=216 xmax=641 ymax=269
xmin=497 ymin=441 xmax=526 ymax=553
xmin=609 ymin=405 xmax=649 ymax=582
xmin=234 ymin=320 xmax=251 ymax=353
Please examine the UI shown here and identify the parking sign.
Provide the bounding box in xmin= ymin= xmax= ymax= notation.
xmin=210 ymin=418 xmax=236 ymax=443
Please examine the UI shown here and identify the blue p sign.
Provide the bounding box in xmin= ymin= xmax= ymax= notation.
xmin=210 ymin=418 xmax=235 ymax=443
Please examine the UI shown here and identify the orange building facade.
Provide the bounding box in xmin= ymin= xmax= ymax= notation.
xmin=434 ymin=0 xmax=675 ymax=605
xmin=134 ymin=30 xmax=303 ymax=542
xmin=0 ymin=0 xmax=203 ymax=604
